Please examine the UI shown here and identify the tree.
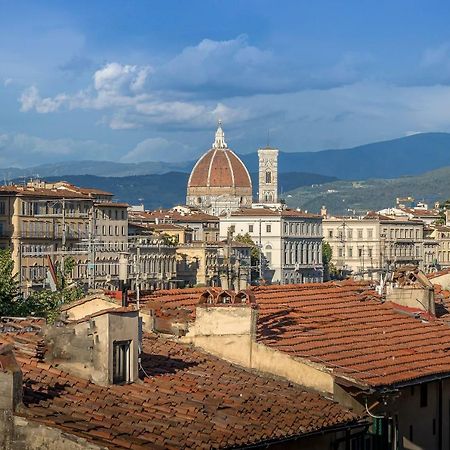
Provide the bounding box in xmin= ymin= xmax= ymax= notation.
xmin=234 ymin=233 xmax=261 ymax=282
xmin=0 ymin=249 xmax=20 ymax=316
xmin=322 ymin=241 xmax=338 ymax=281
xmin=0 ymin=249 xmax=83 ymax=322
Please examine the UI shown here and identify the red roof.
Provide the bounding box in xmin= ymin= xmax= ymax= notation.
xmin=188 ymin=148 xmax=252 ymax=189
xmin=0 ymin=327 xmax=359 ymax=449
xmin=140 ymin=281 xmax=450 ymax=388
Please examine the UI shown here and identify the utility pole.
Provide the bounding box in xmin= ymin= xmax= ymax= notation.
xmin=135 ymin=246 xmax=141 ymax=310
xmin=259 ymin=219 xmax=263 ymax=281
xmin=61 ymin=198 xmax=66 ymax=276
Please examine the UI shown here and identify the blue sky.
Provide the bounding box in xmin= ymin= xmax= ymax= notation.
xmin=2 ymin=0 xmax=450 ymax=167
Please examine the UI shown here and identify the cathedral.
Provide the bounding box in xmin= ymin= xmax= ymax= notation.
xmin=186 ymin=122 xmax=279 ymax=215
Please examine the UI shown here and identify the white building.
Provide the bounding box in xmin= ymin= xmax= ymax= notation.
xmin=220 ymin=208 xmax=323 ymax=284
xmin=323 ymin=212 xmax=426 ymax=279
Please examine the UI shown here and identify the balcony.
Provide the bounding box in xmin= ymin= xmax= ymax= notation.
xmin=19 ymin=230 xmax=89 ymax=240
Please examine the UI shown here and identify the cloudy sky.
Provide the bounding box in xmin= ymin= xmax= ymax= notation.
xmin=2 ymin=0 xmax=450 ymax=167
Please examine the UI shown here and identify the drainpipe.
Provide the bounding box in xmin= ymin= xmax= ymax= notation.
xmin=439 ymin=379 xmax=443 ymax=450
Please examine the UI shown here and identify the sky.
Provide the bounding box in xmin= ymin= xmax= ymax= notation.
xmin=2 ymin=0 xmax=450 ymax=167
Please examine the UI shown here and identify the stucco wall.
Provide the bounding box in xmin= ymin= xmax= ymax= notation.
xmin=63 ymin=297 xmax=121 ymax=321
xmin=184 ymin=306 xmax=334 ymax=394
xmin=0 ymin=413 xmax=106 ymax=450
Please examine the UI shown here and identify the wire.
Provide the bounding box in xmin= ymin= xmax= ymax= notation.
xmin=365 ymin=399 xmax=384 ymax=419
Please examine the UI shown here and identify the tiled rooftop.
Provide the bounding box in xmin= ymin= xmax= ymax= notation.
xmin=140 ymin=281 xmax=450 ymax=388
xmin=0 ymin=327 xmax=359 ymax=450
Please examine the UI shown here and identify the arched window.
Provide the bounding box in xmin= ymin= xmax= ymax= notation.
xmin=265 ymin=171 xmax=272 ymax=183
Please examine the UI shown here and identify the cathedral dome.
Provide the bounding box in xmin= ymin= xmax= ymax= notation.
xmin=188 ymin=122 xmax=251 ymax=189
xmin=186 ymin=122 xmax=253 ymax=215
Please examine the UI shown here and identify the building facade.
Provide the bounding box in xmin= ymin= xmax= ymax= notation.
xmin=220 ymin=208 xmax=323 ymax=284
xmin=0 ymin=180 xmax=128 ymax=292
xmin=323 ymin=213 xmax=425 ymax=278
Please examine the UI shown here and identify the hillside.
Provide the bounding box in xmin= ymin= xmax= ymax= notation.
xmin=41 ymin=171 xmax=337 ymax=210
xmin=240 ymin=132 xmax=450 ymax=179
xmin=3 ymin=132 xmax=450 ymax=181
xmin=285 ymin=166 xmax=450 ymax=215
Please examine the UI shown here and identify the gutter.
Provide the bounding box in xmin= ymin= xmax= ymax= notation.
xmin=230 ymin=419 xmax=370 ymax=449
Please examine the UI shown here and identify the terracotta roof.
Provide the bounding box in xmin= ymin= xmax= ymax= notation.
xmin=428 ymin=269 xmax=450 ymax=280
xmin=130 ymin=210 xmax=219 ymax=223
xmin=400 ymin=207 xmax=441 ymax=217
xmin=0 ymin=328 xmax=360 ymax=449
xmin=188 ymin=148 xmax=252 ymax=189
xmin=140 ymin=281 xmax=450 ymax=389
xmin=0 ymin=183 xmax=113 ymax=200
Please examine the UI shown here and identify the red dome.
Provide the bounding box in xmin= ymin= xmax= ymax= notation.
xmin=188 ymin=148 xmax=252 ymax=189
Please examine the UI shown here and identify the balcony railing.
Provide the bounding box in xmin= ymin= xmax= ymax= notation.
xmin=19 ymin=231 xmax=89 ymax=239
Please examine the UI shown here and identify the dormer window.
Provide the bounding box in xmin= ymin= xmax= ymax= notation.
xmin=113 ymin=340 xmax=131 ymax=384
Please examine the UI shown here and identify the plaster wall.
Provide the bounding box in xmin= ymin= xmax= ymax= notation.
xmin=184 ymin=306 xmax=334 ymax=394
xmin=63 ymin=297 xmax=120 ymax=321
xmin=0 ymin=413 xmax=106 ymax=450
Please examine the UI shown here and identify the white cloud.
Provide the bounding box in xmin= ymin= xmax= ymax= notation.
xmin=18 ymin=59 xmax=249 ymax=130
xmin=20 ymin=86 xmax=69 ymax=113
xmin=3 ymin=78 xmax=13 ymax=87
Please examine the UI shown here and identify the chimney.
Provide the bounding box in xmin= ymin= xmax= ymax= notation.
xmin=0 ymin=344 xmax=22 ymax=412
xmin=118 ymin=252 xmax=129 ymax=307
xmin=445 ymin=210 xmax=450 ymax=226
xmin=386 ymin=267 xmax=435 ymax=315
xmin=185 ymin=290 xmax=257 ymax=366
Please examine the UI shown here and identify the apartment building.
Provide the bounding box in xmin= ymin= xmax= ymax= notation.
xmin=175 ymin=240 xmax=251 ymax=288
xmin=219 ymin=207 xmax=323 ymax=284
xmin=0 ymin=180 xmax=127 ymax=291
xmin=323 ymin=212 xmax=425 ymax=278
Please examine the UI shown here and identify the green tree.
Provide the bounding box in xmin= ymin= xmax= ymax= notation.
xmin=322 ymin=241 xmax=338 ymax=281
xmin=0 ymin=249 xmax=83 ymax=322
xmin=0 ymin=249 xmax=20 ymax=316
xmin=234 ymin=233 xmax=261 ymax=281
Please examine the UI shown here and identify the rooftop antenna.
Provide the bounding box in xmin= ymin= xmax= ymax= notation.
xmin=266 ymin=129 xmax=270 ymax=148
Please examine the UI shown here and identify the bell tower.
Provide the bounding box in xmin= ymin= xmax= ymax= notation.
xmin=258 ymin=147 xmax=279 ymax=204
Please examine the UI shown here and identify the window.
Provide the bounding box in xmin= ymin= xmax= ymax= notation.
xmin=265 ymin=171 xmax=272 ymax=183
xmin=0 ymin=201 xmax=5 ymax=215
xmin=328 ymin=230 xmax=333 ymax=238
xmin=357 ymin=229 xmax=363 ymax=239
xmin=368 ymin=229 xmax=373 ymax=239
xmin=358 ymin=248 xmax=363 ymax=258
xmin=248 ymin=224 xmax=254 ymax=233
xmin=266 ymin=224 xmax=271 ymax=233
xmin=348 ymin=247 xmax=353 ymax=257
xmin=347 ymin=229 xmax=353 ymax=239
xmin=420 ymin=383 xmax=428 ymax=407
xmin=113 ymin=340 xmax=131 ymax=384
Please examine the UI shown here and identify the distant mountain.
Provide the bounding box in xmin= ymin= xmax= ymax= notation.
xmin=0 ymin=160 xmax=194 ymax=180
xmin=285 ymin=165 xmax=450 ymax=215
xmin=239 ymin=132 xmax=450 ymax=180
xmin=40 ymin=171 xmax=337 ymax=210
xmin=3 ymin=132 xmax=450 ymax=181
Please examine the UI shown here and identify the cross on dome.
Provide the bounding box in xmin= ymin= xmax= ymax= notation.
xmin=212 ymin=120 xmax=227 ymax=149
